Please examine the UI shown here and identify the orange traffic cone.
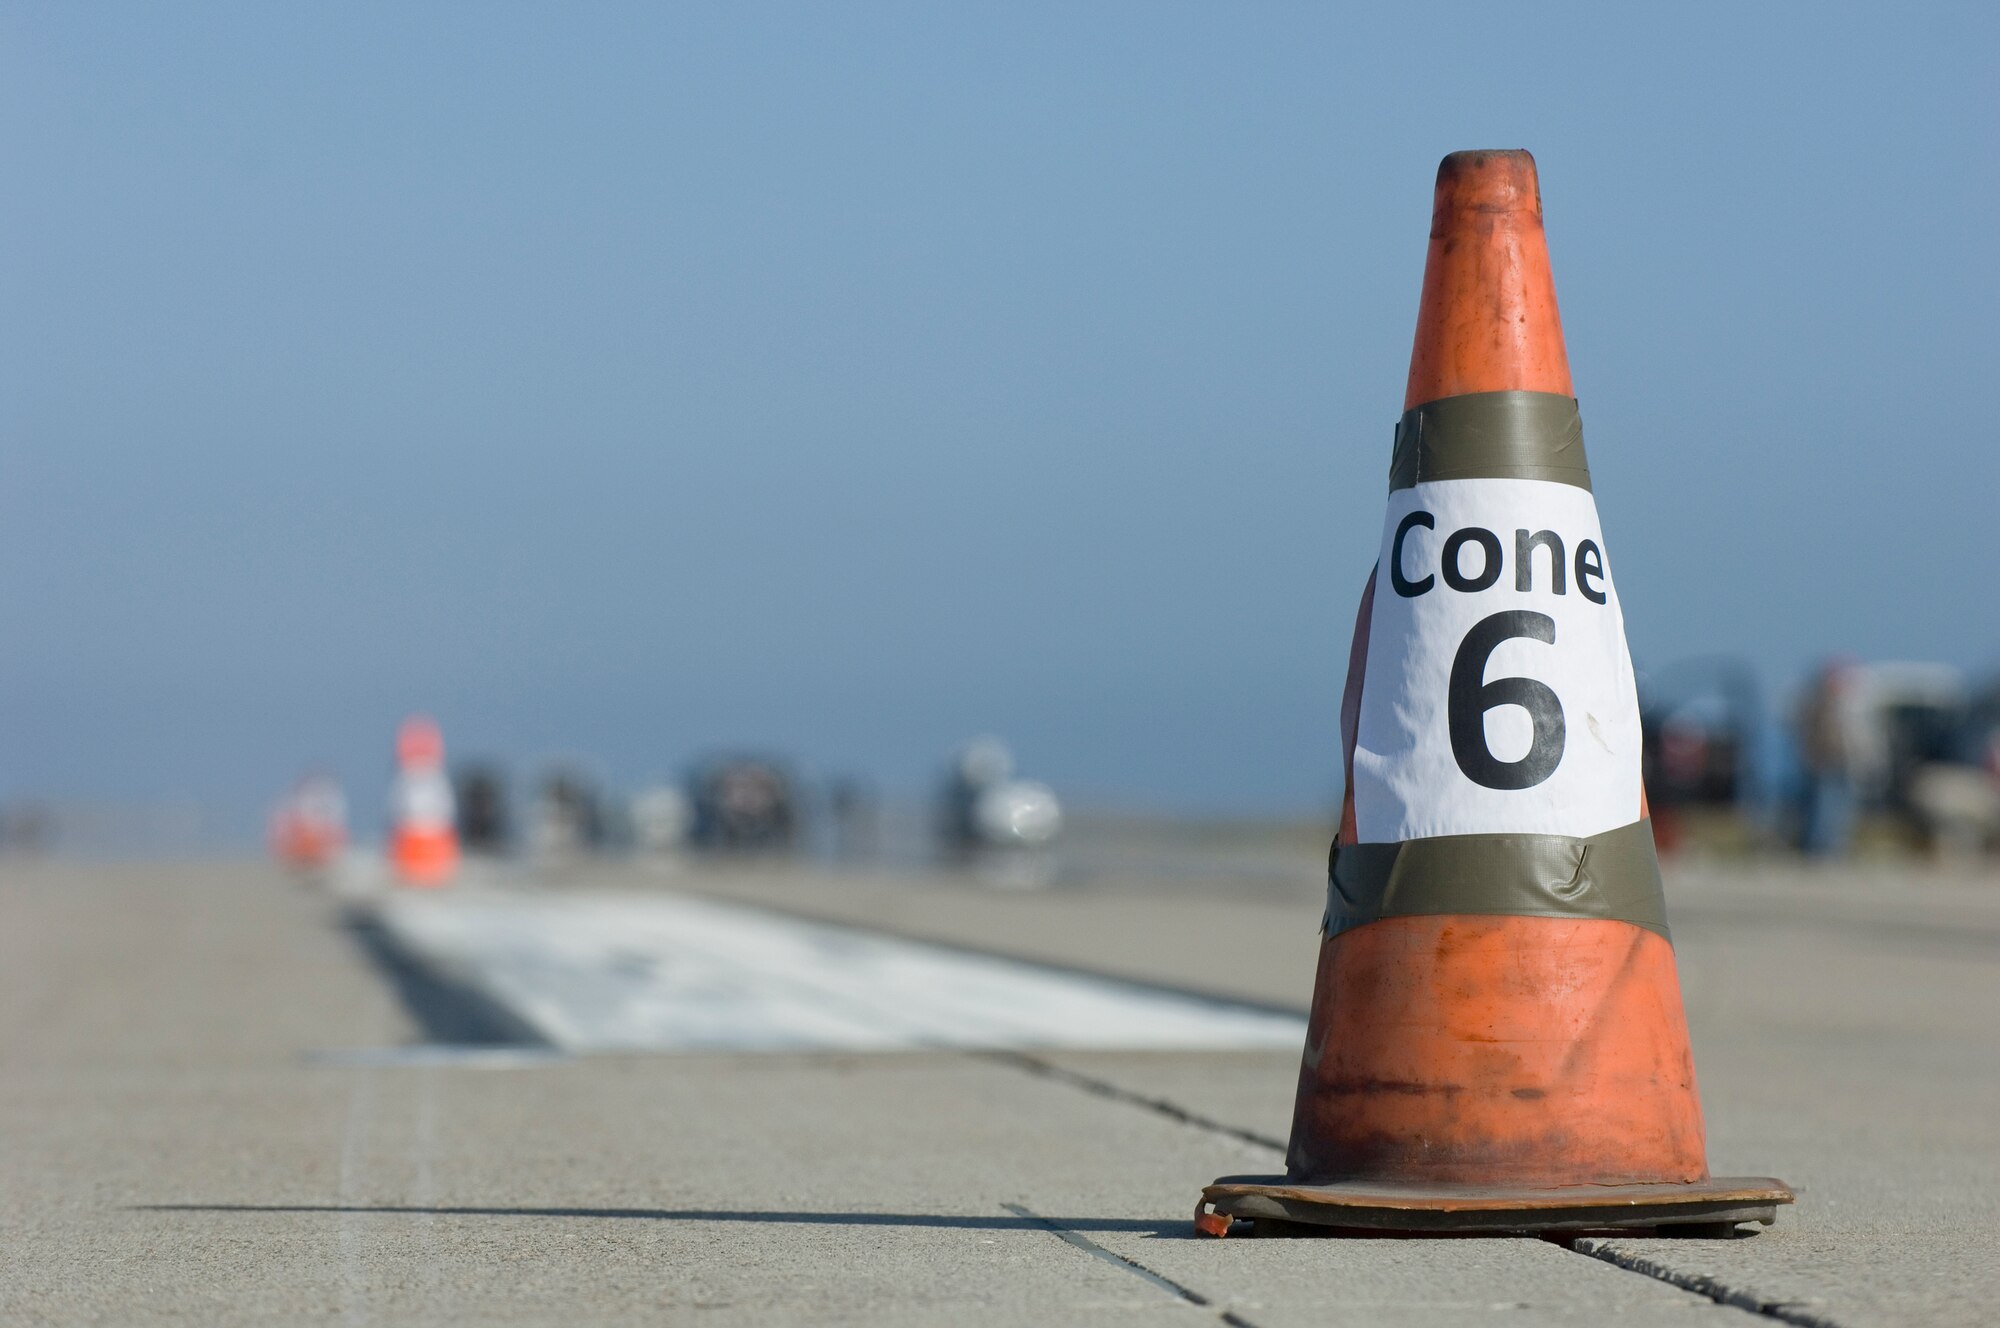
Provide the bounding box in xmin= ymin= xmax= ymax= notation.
xmin=269 ymin=772 xmax=349 ymax=872
xmin=1196 ymin=151 xmax=1790 ymax=1236
xmin=388 ymin=715 xmax=459 ymax=888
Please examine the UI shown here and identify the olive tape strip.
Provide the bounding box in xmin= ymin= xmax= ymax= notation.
xmin=1325 ymin=819 xmax=1669 ymax=942
xmin=1390 ymin=390 xmax=1592 ymax=493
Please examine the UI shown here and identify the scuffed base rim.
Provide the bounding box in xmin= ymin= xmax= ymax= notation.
xmin=1196 ymin=1175 xmax=1793 ymax=1237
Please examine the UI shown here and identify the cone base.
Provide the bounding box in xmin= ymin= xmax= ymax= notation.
xmin=1195 ymin=1175 xmax=1793 ymax=1238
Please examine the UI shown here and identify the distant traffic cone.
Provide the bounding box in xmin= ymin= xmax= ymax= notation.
xmin=388 ymin=715 xmax=459 ymax=888
xmin=269 ymin=773 xmax=348 ymax=872
xmin=1196 ymin=151 xmax=1791 ymax=1236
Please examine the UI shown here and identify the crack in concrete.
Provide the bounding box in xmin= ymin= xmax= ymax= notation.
xmin=1001 ymin=1203 xmax=1260 ymax=1325
xmin=979 ymin=1050 xmax=1289 ymax=1154
xmin=988 ymin=1051 xmax=1832 ymax=1327
xmin=1564 ymin=1238 xmax=1845 ymax=1327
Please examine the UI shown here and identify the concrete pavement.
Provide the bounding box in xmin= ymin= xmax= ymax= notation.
xmin=2 ymin=851 xmax=1995 ymax=1324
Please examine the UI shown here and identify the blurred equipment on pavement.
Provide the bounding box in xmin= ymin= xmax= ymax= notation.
xmin=937 ymin=736 xmax=1063 ymax=855
xmin=1791 ymin=660 xmax=1987 ymax=857
xmin=1879 ymin=667 xmax=2000 ymax=859
xmin=972 ymin=779 xmax=1063 ymax=850
xmin=690 ymin=757 xmax=798 ymax=852
xmin=631 ymin=783 xmax=694 ymax=859
xmin=454 ymin=762 xmax=511 ymax=855
xmin=530 ymin=767 xmax=608 ymax=862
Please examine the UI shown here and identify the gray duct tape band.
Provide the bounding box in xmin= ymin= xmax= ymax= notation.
xmin=1325 ymin=819 xmax=1668 ymax=941
xmin=1389 ymin=390 xmax=1592 ymax=492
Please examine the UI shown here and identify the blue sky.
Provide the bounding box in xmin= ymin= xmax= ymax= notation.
xmin=3 ymin=2 xmax=1995 ymax=828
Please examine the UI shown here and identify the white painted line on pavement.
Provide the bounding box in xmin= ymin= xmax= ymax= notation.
xmin=373 ymin=890 xmax=1308 ymax=1054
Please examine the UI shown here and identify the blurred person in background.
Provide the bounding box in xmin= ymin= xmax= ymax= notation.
xmin=1794 ymin=658 xmax=1865 ymax=857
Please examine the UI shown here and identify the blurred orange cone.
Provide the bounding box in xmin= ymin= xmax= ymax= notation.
xmin=269 ymin=773 xmax=348 ymax=872
xmin=388 ymin=715 xmax=459 ymax=888
xmin=1195 ymin=151 xmax=1791 ymax=1237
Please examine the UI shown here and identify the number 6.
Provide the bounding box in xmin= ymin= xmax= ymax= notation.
xmin=1448 ymin=610 xmax=1565 ymax=790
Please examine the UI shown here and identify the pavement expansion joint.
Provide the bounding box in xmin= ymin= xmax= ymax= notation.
xmin=979 ymin=1050 xmax=1288 ymax=1155
xmin=988 ymin=1046 xmax=1830 ymax=1325
xmin=1001 ymin=1203 xmax=1258 ymax=1324
xmin=1566 ymin=1238 xmax=1846 ymax=1328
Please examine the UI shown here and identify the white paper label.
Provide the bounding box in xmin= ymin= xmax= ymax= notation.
xmin=1351 ymin=478 xmax=1643 ymax=844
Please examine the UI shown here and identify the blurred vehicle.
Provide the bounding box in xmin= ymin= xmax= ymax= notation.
xmin=1786 ymin=661 xmax=1999 ymax=857
xmin=1846 ymin=663 xmax=1965 ymax=813
xmin=1903 ymin=673 xmax=2000 ymax=859
xmin=1641 ymin=658 xmax=1760 ymax=808
xmin=631 ymin=783 xmax=693 ymax=856
xmin=1639 ymin=657 xmax=1761 ymax=854
xmin=937 ymin=737 xmax=1063 ymax=854
xmin=689 ymin=757 xmax=798 ymax=852
xmin=454 ymin=762 xmax=511 ymax=854
xmin=268 ymin=773 xmax=348 ymax=872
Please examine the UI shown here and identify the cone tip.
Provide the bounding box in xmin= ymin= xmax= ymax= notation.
xmin=397 ymin=715 xmax=445 ymax=769
xmin=1434 ymin=149 xmax=1542 ymax=222
xmin=1405 ymin=148 xmax=1569 ymax=406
